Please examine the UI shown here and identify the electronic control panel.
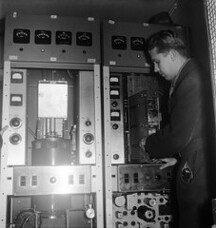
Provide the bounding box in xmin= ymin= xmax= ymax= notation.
xmin=103 ymin=20 xmax=187 ymax=67
xmin=117 ymin=164 xmax=173 ymax=192
xmin=0 ymin=14 xmax=188 ymax=228
xmin=4 ymin=13 xmax=100 ymax=63
xmin=113 ymin=192 xmax=172 ymax=228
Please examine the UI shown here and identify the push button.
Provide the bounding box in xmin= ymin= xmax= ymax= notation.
xmin=181 ymin=167 xmax=193 ymax=183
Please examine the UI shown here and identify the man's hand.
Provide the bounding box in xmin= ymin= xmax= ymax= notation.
xmin=154 ymin=158 xmax=178 ymax=169
xmin=139 ymin=137 xmax=147 ymax=151
xmin=138 ymin=137 xmax=152 ymax=163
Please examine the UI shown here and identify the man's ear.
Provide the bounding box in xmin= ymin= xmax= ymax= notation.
xmin=169 ymin=49 xmax=177 ymax=61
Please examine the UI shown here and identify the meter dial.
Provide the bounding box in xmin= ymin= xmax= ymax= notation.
xmin=131 ymin=37 xmax=145 ymax=50
xmin=85 ymin=206 xmax=95 ymax=219
xmin=76 ymin=32 xmax=92 ymax=46
xmin=112 ymin=35 xmax=127 ymax=50
xmin=35 ymin=30 xmax=51 ymax=44
xmin=13 ymin=29 xmax=30 ymax=43
xmin=56 ymin=31 xmax=72 ymax=45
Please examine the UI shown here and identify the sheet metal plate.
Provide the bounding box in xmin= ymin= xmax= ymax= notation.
xmin=13 ymin=166 xmax=91 ymax=195
xmin=117 ymin=164 xmax=173 ymax=192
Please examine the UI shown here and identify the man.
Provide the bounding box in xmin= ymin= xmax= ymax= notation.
xmin=140 ymin=30 xmax=214 ymax=228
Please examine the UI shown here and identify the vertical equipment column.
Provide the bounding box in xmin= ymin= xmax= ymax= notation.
xmin=0 ymin=13 xmax=104 ymax=228
xmin=6 ymin=68 xmax=27 ymax=165
xmin=102 ymin=20 xmax=187 ymax=228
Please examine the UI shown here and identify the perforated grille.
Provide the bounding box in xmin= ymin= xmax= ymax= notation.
xmin=206 ymin=0 xmax=216 ymax=88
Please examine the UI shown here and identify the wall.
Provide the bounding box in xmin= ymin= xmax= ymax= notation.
xmin=172 ymin=0 xmax=216 ymax=190
xmin=171 ymin=0 xmax=210 ymax=70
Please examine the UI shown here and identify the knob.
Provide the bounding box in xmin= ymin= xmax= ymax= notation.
xmin=83 ymin=133 xmax=94 ymax=144
xmin=85 ymin=120 xmax=92 ymax=126
xmin=9 ymin=134 xmax=22 ymax=145
xmin=85 ymin=150 xmax=92 ymax=158
xmin=50 ymin=177 xmax=56 ymax=183
xmin=112 ymin=124 xmax=119 ymax=130
xmin=149 ymin=198 xmax=157 ymax=207
xmin=144 ymin=210 xmax=154 ymax=219
xmin=113 ymin=154 xmax=119 ymax=160
xmin=10 ymin=117 xmax=22 ymax=128
xmin=112 ymin=101 xmax=118 ymax=107
xmin=145 ymin=174 xmax=151 ymax=181
xmin=155 ymin=174 xmax=161 ymax=180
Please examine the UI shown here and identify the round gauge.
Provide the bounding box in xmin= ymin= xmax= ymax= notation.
xmin=114 ymin=195 xmax=126 ymax=207
xmin=85 ymin=205 xmax=95 ymax=219
xmin=131 ymin=37 xmax=145 ymax=50
xmin=56 ymin=31 xmax=72 ymax=45
xmin=35 ymin=30 xmax=51 ymax=44
xmin=112 ymin=35 xmax=127 ymax=49
xmin=76 ymin=32 xmax=92 ymax=46
xmin=13 ymin=29 xmax=30 ymax=43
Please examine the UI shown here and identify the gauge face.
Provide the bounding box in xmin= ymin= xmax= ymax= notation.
xmin=35 ymin=30 xmax=51 ymax=44
xmin=131 ymin=37 xmax=145 ymax=50
xmin=13 ymin=29 xmax=30 ymax=44
xmin=112 ymin=35 xmax=127 ymax=50
xmin=56 ymin=31 xmax=72 ymax=45
xmin=76 ymin=32 xmax=92 ymax=46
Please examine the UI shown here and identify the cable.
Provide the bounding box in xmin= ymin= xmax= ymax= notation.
xmin=14 ymin=208 xmax=40 ymax=228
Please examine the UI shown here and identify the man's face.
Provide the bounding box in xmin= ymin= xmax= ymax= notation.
xmin=149 ymin=47 xmax=177 ymax=81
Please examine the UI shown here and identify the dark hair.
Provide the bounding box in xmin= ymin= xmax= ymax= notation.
xmin=147 ymin=30 xmax=188 ymax=57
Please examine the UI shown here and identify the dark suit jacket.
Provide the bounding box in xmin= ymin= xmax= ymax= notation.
xmin=145 ymin=59 xmax=212 ymax=158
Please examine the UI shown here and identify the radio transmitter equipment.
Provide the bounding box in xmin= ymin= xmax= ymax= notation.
xmin=0 ymin=13 xmax=187 ymax=228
